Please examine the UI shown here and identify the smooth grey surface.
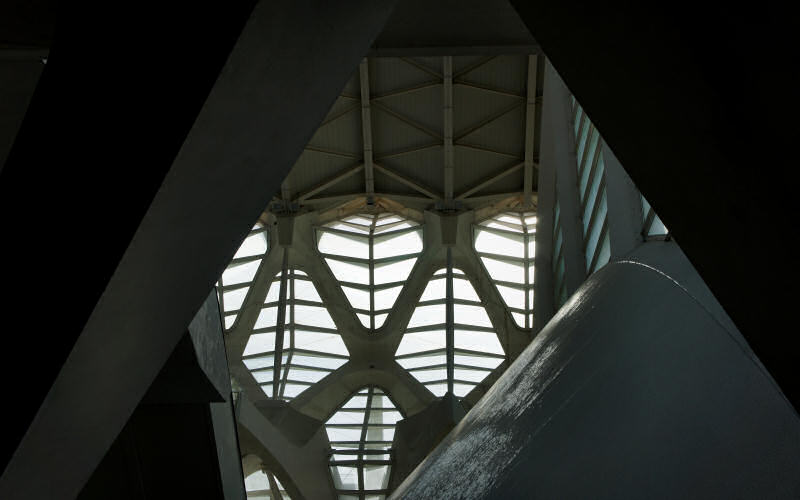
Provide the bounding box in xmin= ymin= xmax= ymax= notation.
xmin=0 ymin=1 xmax=397 ymax=498
xmin=391 ymin=261 xmax=800 ymax=499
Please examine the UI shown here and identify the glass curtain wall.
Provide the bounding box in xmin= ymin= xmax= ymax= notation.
xmin=326 ymin=386 xmax=402 ymax=500
xmin=317 ymin=213 xmax=423 ymax=330
xmin=218 ymin=223 xmax=269 ymax=329
xmin=243 ymin=268 xmax=349 ymax=400
xmin=395 ymin=265 xmax=504 ymax=397
xmin=474 ymin=211 xmax=536 ymax=329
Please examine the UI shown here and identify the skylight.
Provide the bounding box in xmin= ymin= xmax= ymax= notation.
xmin=217 ymin=223 xmax=269 ymax=330
xmin=325 ymin=386 xmax=401 ymax=500
xmin=395 ymin=268 xmax=505 ymax=397
xmin=317 ymin=212 xmax=423 ymax=331
xmin=475 ymin=212 xmax=536 ymax=329
xmin=640 ymin=194 xmax=668 ymax=237
xmin=242 ymin=268 xmax=349 ymax=400
xmin=244 ymin=468 xmax=292 ymax=499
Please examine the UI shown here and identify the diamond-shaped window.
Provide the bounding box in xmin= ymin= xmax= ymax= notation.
xmin=474 ymin=212 xmax=536 ymax=328
xmin=217 ymin=223 xmax=269 ymax=330
xmin=242 ymin=269 xmax=349 ymax=400
xmin=317 ymin=212 xmax=423 ymax=331
xmin=395 ymin=268 xmax=505 ymax=397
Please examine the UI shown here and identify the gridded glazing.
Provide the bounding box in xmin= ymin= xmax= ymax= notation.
xmin=552 ymin=200 xmax=568 ymax=308
xmin=242 ymin=269 xmax=349 ymax=400
xmin=317 ymin=212 xmax=423 ymax=331
xmin=218 ymin=223 xmax=269 ymax=330
xmin=475 ymin=212 xmax=536 ymax=328
xmin=571 ymin=98 xmax=611 ymax=274
xmin=640 ymin=194 xmax=668 ymax=237
xmin=245 ymin=468 xmax=292 ymax=500
xmin=326 ymin=386 xmax=401 ymax=500
xmin=395 ymin=268 xmax=505 ymax=397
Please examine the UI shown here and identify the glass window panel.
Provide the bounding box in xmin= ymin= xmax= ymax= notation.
xmin=326 ymin=258 xmax=369 ymax=284
xmin=373 ymin=230 xmax=422 ymax=258
xmin=376 ymin=214 xmax=403 ymax=225
xmin=328 ymin=411 xmax=366 ymax=425
xmin=454 ymin=367 xmax=490 ymax=383
xmin=252 ymin=369 xmax=273 ymax=383
xmin=407 ymin=304 xmax=445 ymax=328
xmin=454 ymin=353 xmax=503 ymax=369
xmin=480 ymin=257 xmax=525 ymax=284
xmin=495 ymin=284 xmax=525 ymax=309
xmin=368 ymin=410 xmax=402 ymax=424
xmin=243 ymin=356 xmax=274 ymax=370
xmin=363 ymin=465 xmax=391 ymax=490
xmin=260 ymin=384 xmax=273 ymax=397
xmin=234 ymin=232 xmax=268 ymax=259
xmin=374 ymin=258 xmax=416 ymax=285
xmin=374 ymin=221 xmax=415 ymax=234
xmin=224 ymin=314 xmax=237 ymax=329
xmin=512 ymin=312 xmax=526 ymax=327
xmin=426 ymin=383 xmax=448 ymax=397
xmin=453 ymin=277 xmax=480 ymax=302
xmin=293 ymin=279 xmax=322 ymax=302
xmin=291 ymin=354 xmax=346 ymax=370
xmin=396 ymin=330 xmax=446 ymax=355
xmin=341 ymin=286 xmax=371 ymax=310
xmin=294 ymin=304 xmax=336 ymax=329
xmin=282 ymin=383 xmax=308 ymax=398
xmin=327 ymin=427 xmax=363 ymax=441
xmin=265 ymin=281 xmax=281 ymax=303
xmin=345 ymin=215 xmax=374 ymax=226
xmin=453 ymin=304 xmax=492 ymax=328
xmin=357 ymin=313 xmax=371 ymax=328
xmin=528 ymin=238 xmax=535 ymax=258
xmin=454 ymin=329 xmax=504 ymax=354
xmin=592 ymin=230 xmax=611 ymax=272
xmin=330 ymin=466 xmax=359 ymax=490
xmin=453 ymin=382 xmax=476 ymax=397
xmin=419 ymin=278 xmax=446 ymax=301
xmin=374 ymin=286 xmax=402 ymax=310
xmin=433 ymin=268 xmax=447 ymax=276
xmin=365 ymin=426 xmax=395 ymax=442
xmin=294 ymin=330 xmax=348 ymax=356
xmin=223 ymin=287 xmax=248 ymax=311
xmin=585 ymin=193 xmax=608 ymax=270
xmin=342 ymin=396 xmax=369 ymax=408
xmin=524 ymin=214 xmax=537 ymax=225
xmin=222 ymin=260 xmax=260 ymax=285
xmin=286 ymin=367 xmax=328 ymax=384
xmin=255 ymin=306 xmax=280 ymax=329
xmin=396 ymin=353 xmax=447 ymax=369
xmin=648 ymin=214 xmax=668 ymax=236
xmin=475 ymin=229 xmax=525 ymax=258
xmin=374 ymin=313 xmax=388 ymax=328
xmin=410 ymin=367 xmax=447 ymax=383
xmin=244 ymin=332 xmax=277 ymax=356
xmin=318 ymin=231 xmax=370 ymax=259
xmin=371 ymin=396 xmax=394 ymax=408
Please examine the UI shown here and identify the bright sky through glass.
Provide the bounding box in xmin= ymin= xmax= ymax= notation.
xmin=475 ymin=212 xmax=536 ymax=328
xmin=243 ymin=269 xmax=349 ymax=400
xmin=317 ymin=212 xmax=423 ymax=331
